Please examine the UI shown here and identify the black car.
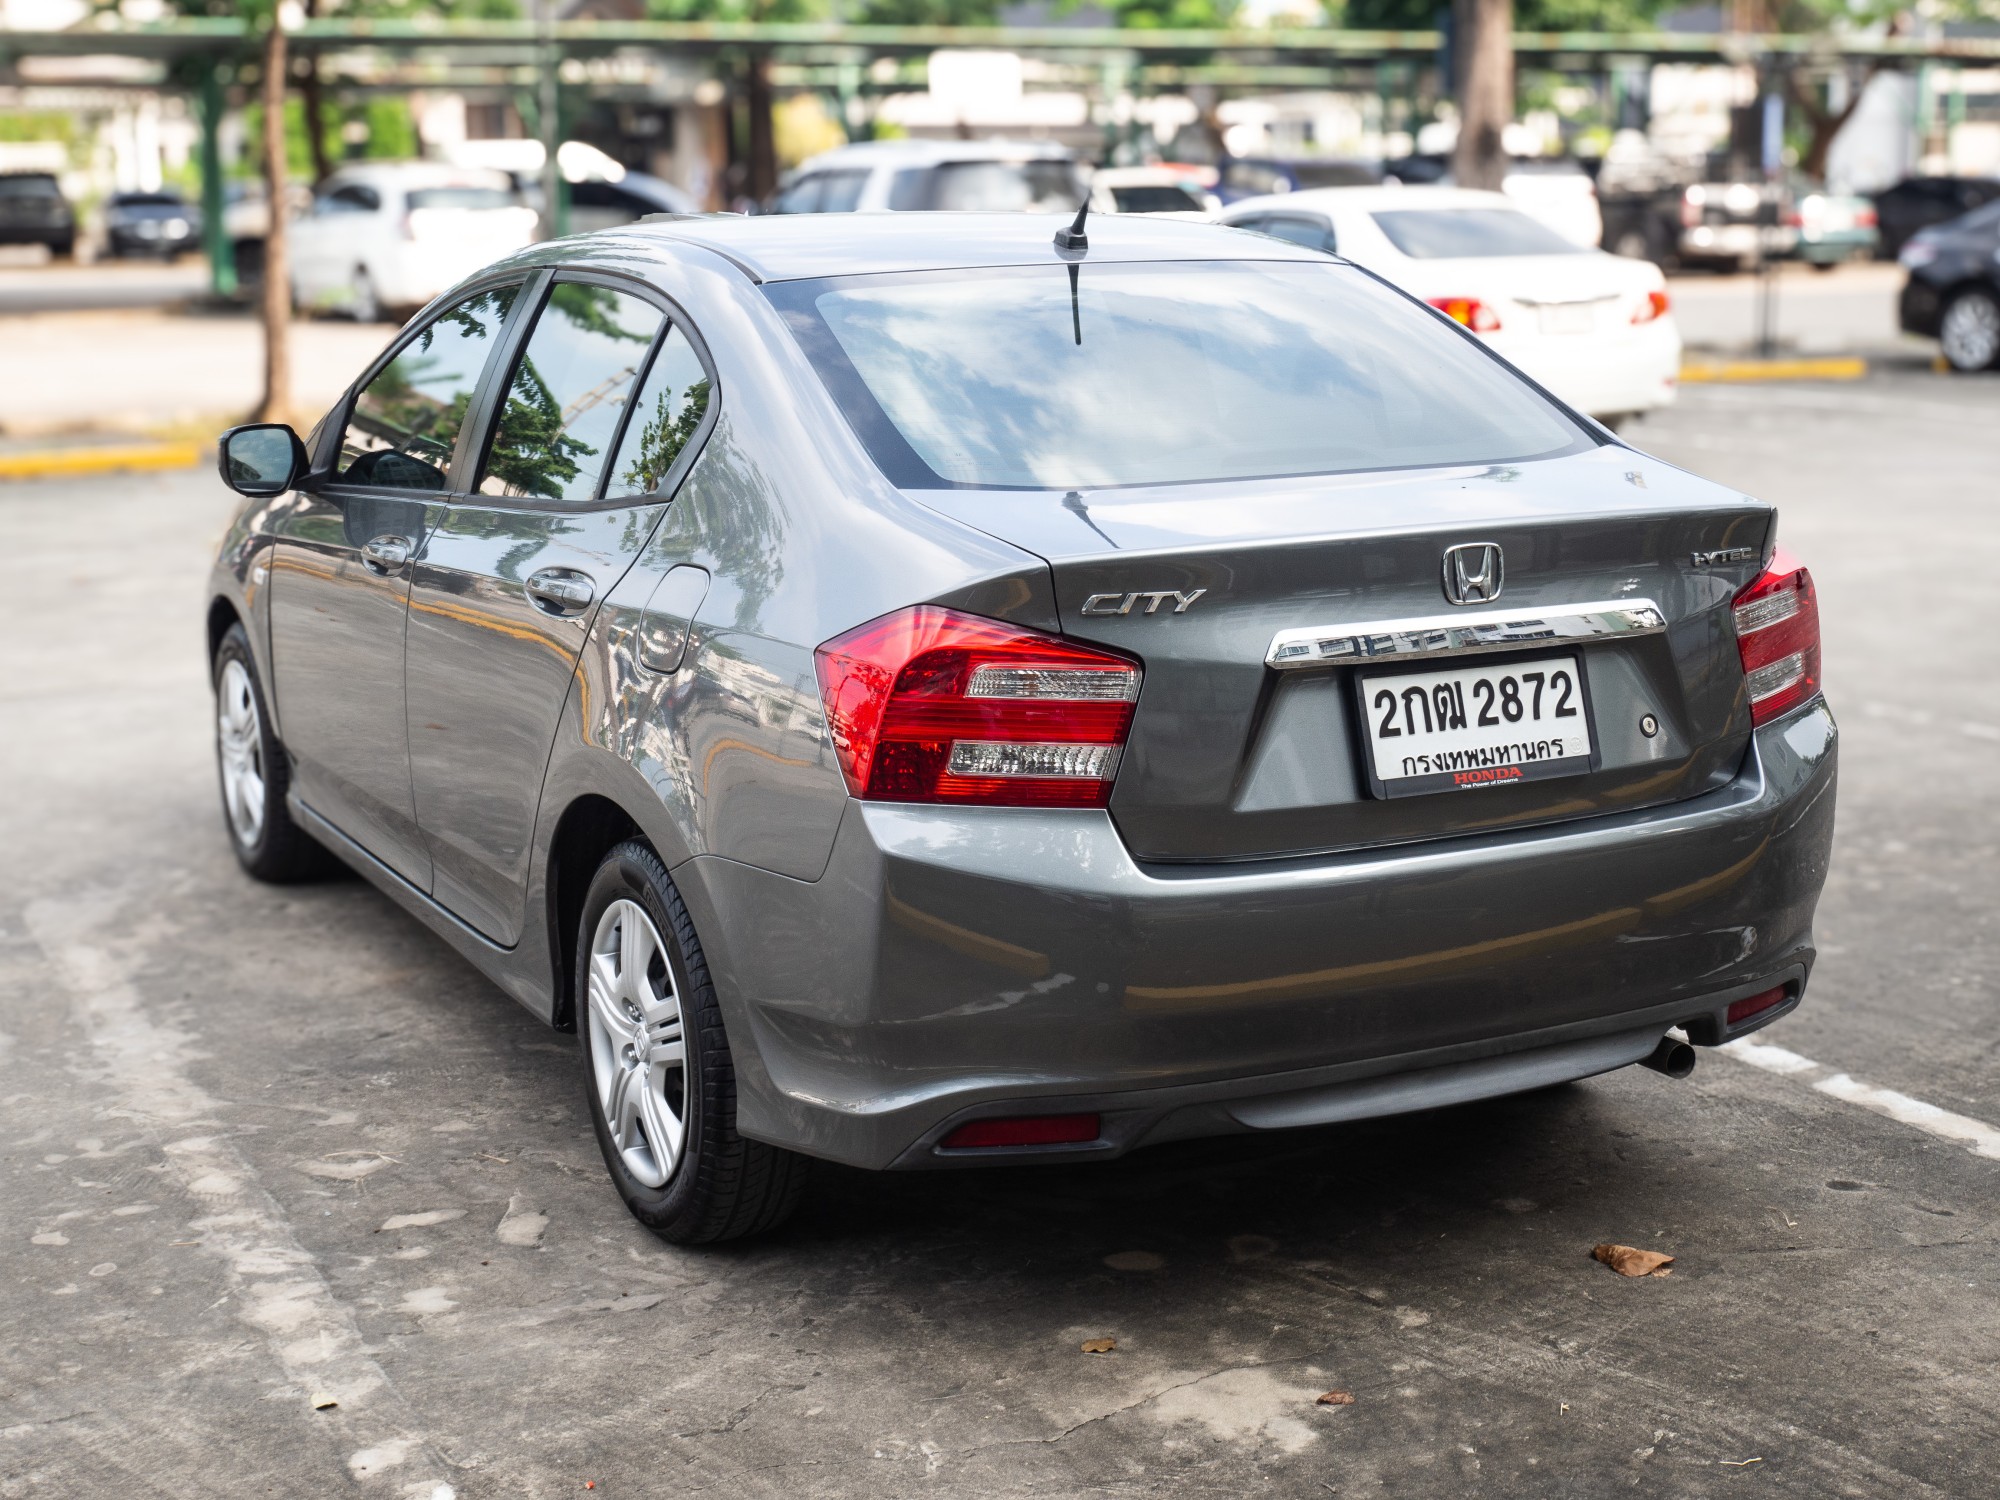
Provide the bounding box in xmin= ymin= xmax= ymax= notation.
xmin=1897 ymin=200 xmax=2000 ymax=371
xmin=1874 ymin=175 xmax=2000 ymax=259
xmin=0 ymin=172 xmax=75 ymax=258
xmin=104 ymin=189 xmax=200 ymax=259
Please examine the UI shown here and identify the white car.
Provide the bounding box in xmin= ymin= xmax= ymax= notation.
xmin=1090 ymin=166 xmax=1217 ymax=217
xmin=768 ymin=139 xmax=1087 ymax=215
xmin=289 ymin=163 xmax=539 ymax=322
xmin=1220 ymin=186 xmax=1679 ymax=426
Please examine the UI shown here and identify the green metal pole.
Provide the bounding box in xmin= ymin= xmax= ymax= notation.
xmin=199 ymin=62 xmax=236 ymax=298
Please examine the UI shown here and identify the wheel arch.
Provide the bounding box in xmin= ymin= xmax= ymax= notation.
xmin=206 ymin=594 xmax=243 ymax=668
xmin=544 ymin=793 xmax=649 ymax=1032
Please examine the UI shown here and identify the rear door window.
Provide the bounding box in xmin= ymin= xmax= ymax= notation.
xmin=771 ymin=175 xmax=825 ymax=214
xmin=816 ymin=170 xmax=869 ymax=212
xmin=335 ymin=283 xmax=520 ymax=490
xmin=477 ymin=281 xmax=665 ymax=503
xmin=607 ymin=326 xmax=712 ymax=496
xmin=932 ymin=160 xmax=1086 ymax=212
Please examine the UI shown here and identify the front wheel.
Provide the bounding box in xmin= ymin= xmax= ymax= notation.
xmin=577 ymin=841 xmax=808 ymax=1244
xmin=213 ymin=622 xmax=337 ymax=882
xmin=1940 ymin=289 xmax=2000 ymax=372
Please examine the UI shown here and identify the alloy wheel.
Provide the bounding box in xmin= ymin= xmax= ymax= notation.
xmin=215 ymin=657 xmax=267 ymax=849
xmin=1941 ymin=291 xmax=2000 ymax=371
xmin=586 ymin=898 xmax=688 ymax=1189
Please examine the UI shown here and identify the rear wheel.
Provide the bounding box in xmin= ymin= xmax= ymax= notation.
xmin=1940 ymin=289 xmax=2000 ymax=372
xmin=213 ymin=622 xmax=337 ymax=882
xmin=576 ymin=841 xmax=809 ymax=1244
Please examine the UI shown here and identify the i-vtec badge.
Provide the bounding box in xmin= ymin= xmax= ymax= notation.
xmin=1691 ymin=546 xmax=1759 ymax=567
xmin=1081 ymin=589 xmax=1207 ymax=617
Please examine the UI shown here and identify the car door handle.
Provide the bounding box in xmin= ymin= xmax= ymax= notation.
xmin=360 ymin=534 xmax=412 ymax=573
xmin=525 ymin=568 xmax=596 ymax=615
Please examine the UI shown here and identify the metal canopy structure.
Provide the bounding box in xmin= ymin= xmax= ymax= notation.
xmin=2 ymin=18 xmax=1998 ymax=66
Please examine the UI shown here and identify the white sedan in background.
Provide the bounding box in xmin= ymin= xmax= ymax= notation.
xmin=1219 ymin=186 xmax=1679 ymax=427
xmin=289 ymin=163 xmax=539 ymax=323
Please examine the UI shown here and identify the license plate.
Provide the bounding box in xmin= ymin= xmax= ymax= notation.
xmin=1358 ymin=654 xmax=1594 ymax=798
xmin=1538 ymin=303 xmax=1594 ymax=334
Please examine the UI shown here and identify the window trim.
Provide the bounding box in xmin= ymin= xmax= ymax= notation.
xmin=312 ymin=269 xmax=542 ymax=505
xmin=462 ymin=266 xmax=723 ymax=514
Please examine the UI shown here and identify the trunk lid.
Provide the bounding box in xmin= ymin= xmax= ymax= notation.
xmin=914 ymin=442 xmax=1771 ymax=863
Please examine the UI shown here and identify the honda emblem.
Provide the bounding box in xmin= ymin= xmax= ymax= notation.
xmin=1441 ymin=542 xmax=1504 ymax=606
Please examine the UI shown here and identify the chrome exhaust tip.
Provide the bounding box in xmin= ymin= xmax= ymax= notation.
xmin=1639 ymin=1036 xmax=1697 ymax=1080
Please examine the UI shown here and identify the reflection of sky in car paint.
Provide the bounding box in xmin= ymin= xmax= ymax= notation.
xmin=812 ymin=263 xmax=1581 ymax=490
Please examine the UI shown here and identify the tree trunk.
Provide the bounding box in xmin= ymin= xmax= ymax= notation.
xmin=1787 ymin=65 xmax=1876 ymax=184
xmin=1453 ymin=0 xmax=1513 ymax=193
xmin=746 ymin=53 xmax=776 ymax=203
xmin=257 ymin=16 xmax=293 ymax=427
xmin=300 ymin=0 xmax=331 ymax=187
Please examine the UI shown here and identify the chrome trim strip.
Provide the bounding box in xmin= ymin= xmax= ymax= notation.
xmin=1265 ymin=598 xmax=1666 ymax=670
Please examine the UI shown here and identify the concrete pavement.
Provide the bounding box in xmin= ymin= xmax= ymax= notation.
xmin=2 ymin=370 xmax=1998 ymax=1498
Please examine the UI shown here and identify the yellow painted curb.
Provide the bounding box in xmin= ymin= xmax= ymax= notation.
xmin=1679 ymin=357 xmax=1868 ymax=383
xmin=0 ymin=441 xmax=203 ymax=480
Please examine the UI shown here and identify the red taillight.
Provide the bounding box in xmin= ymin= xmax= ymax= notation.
xmin=1427 ymin=296 xmax=1501 ymax=333
xmin=1731 ymin=550 xmax=1821 ymax=727
xmin=1855 ymin=206 xmax=1878 ymax=228
xmin=941 ymin=1114 xmax=1101 ymax=1149
xmin=1632 ymin=289 xmax=1670 ymax=325
xmin=1727 ymin=985 xmax=1790 ymax=1027
xmin=813 ymin=606 xmax=1140 ymax=807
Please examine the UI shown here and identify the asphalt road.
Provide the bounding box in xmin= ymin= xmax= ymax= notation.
xmin=3 ymin=369 xmax=1998 ymax=1498
xmin=0 ymin=259 xmax=213 ymax=316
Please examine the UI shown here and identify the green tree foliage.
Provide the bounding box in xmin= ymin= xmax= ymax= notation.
xmin=620 ymin=379 xmax=711 ymax=494
xmin=547 ymin=283 xmax=657 ymax=345
xmin=645 ymin=0 xmax=822 ymax=20
xmin=485 ymin=356 xmax=597 ymax=499
xmin=852 ymin=0 xmax=1002 ymax=23
xmin=1338 ymin=0 xmax=1669 ymax=29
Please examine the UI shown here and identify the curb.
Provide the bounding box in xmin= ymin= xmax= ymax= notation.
xmin=1679 ymin=357 xmax=1868 ymax=384
xmin=0 ymin=440 xmax=204 ymax=480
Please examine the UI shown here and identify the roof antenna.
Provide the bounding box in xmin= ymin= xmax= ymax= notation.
xmin=1053 ymin=197 xmax=1089 ymax=252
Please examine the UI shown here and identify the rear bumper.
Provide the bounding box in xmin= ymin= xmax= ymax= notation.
xmin=683 ymin=700 xmax=1836 ymax=1170
xmin=1497 ymin=322 xmax=1681 ymax=416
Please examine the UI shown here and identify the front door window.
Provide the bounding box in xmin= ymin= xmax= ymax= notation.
xmin=336 ymin=284 xmax=520 ymax=490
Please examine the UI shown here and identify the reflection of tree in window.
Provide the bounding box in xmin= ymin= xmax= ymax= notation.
xmin=340 ymin=286 xmax=516 ymax=489
xmin=480 ymin=283 xmax=664 ymax=503
xmin=610 ymin=328 xmax=711 ymax=496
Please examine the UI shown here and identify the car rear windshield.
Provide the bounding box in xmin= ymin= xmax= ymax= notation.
xmin=1290 ymin=161 xmax=1382 ymax=189
xmin=932 ymin=160 xmax=1087 ymax=213
xmin=407 ymin=186 xmax=518 ymax=211
xmin=0 ymin=175 xmax=59 ymax=198
xmin=1110 ymin=184 xmax=1203 ymax=213
xmin=767 ymin=260 xmax=1589 ymax=491
xmin=1371 ymin=208 xmax=1588 ymax=259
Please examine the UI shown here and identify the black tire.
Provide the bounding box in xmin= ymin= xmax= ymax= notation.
xmin=576 ymin=841 xmax=809 ymax=1244
xmin=1940 ymin=288 xmax=2000 ymax=373
xmin=212 ymin=622 xmax=339 ymax=883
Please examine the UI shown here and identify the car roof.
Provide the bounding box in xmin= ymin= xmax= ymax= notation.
xmin=1221 ymin=185 xmax=1513 ymax=215
xmin=613 ymin=210 xmax=1329 ymax=283
xmin=798 ymin=138 xmax=1076 ymax=170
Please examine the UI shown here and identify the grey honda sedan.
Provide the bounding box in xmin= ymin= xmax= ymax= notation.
xmin=207 ymin=212 xmax=1834 ymax=1243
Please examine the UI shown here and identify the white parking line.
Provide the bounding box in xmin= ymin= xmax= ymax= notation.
xmin=1720 ymin=1036 xmax=2000 ymax=1162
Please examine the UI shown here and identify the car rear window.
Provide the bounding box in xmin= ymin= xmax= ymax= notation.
xmin=768 ymin=260 xmax=1589 ymax=491
xmin=407 ymin=186 xmax=518 ymax=211
xmin=1372 ymin=208 xmax=1588 ymax=258
xmin=1109 ymin=184 xmax=1203 ymax=213
xmin=0 ymin=175 xmax=59 ymax=199
xmin=1290 ymin=161 xmax=1382 ymax=189
xmin=932 ymin=160 xmax=1087 ymax=213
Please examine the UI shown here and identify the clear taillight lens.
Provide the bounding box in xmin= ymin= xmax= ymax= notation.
xmin=1427 ymin=296 xmax=1502 ymax=333
xmin=1732 ymin=550 xmax=1822 ymax=727
xmin=814 ymin=606 xmax=1141 ymax=807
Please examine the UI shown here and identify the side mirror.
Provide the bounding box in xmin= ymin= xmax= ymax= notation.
xmin=217 ymin=423 xmax=307 ymax=497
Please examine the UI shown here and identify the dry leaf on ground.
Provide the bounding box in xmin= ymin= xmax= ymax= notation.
xmin=1315 ymin=1390 xmax=1356 ymax=1406
xmin=1080 ymin=1337 xmax=1116 ymax=1354
xmin=1592 ymin=1242 xmax=1676 ymax=1277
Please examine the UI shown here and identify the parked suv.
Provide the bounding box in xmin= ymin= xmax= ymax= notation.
xmin=208 ymin=213 xmax=1833 ymax=1243
xmin=768 ymin=139 xmax=1087 ymax=215
xmin=0 ymin=172 xmax=75 ymax=259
